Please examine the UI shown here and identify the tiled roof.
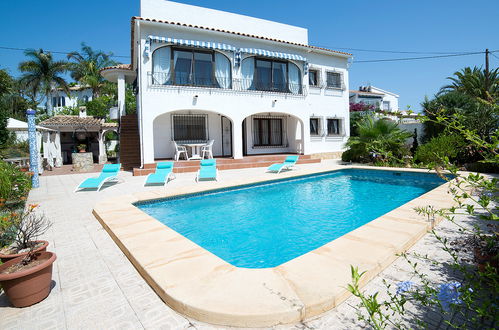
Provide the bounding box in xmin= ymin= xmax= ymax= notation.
xmin=130 ymin=16 xmax=352 ymax=68
xmin=100 ymin=64 xmax=133 ymax=72
xmin=349 ymin=90 xmax=385 ymax=96
xmin=39 ymin=116 xmax=117 ymax=128
xmin=102 ymin=122 xmax=119 ymax=128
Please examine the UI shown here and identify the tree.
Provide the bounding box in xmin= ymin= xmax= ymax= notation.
xmin=422 ymin=91 xmax=499 ymax=144
xmin=343 ymin=116 xmax=412 ymax=163
xmin=439 ymin=66 xmax=499 ymax=102
xmin=67 ymin=43 xmax=116 ymax=98
xmin=18 ymin=49 xmax=69 ymax=116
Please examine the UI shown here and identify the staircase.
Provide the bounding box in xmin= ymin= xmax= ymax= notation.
xmin=133 ymin=154 xmax=321 ymax=176
xmin=119 ymin=115 xmax=141 ymax=171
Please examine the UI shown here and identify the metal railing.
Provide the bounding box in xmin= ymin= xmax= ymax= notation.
xmin=148 ymin=72 xmax=305 ymax=95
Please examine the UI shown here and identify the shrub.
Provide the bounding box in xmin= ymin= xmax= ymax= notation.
xmin=0 ymin=161 xmax=31 ymax=208
xmin=344 ymin=116 xmax=412 ymax=165
xmin=414 ymin=134 xmax=465 ymax=165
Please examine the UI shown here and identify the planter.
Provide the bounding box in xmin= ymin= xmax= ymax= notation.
xmin=474 ymin=247 xmax=498 ymax=272
xmin=78 ymin=150 xmax=86 ymax=153
xmin=0 ymin=240 xmax=49 ymax=263
xmin=0 ymin=251 xmax=57 ymax=307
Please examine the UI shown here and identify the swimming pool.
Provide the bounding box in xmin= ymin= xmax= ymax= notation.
xmin=137 ymin=169 xmax=446 ymax=268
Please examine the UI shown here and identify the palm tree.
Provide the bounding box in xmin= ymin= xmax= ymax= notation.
xmin=67 ymin=43 xmax=116 ymax=98
xmin=439 ymin=66 xmax=499 ymax=102
xmin=18 ymin=49 xmax=69 ymax=116
xmin=345 ymin=116 xmax=412 ymax=163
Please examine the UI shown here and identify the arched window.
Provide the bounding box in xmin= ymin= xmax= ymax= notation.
xmin=152 ymin=46 xmax=171 ymax=85
xmin=241 ymin=57 xmax=302 ymax=94
xmin=288 ymin=62 xmax=302 ymax=95
xmin=214 ymin=53 xmax=232 ymax=88
xmin=151 ymin=46 xmax=232 ymax=88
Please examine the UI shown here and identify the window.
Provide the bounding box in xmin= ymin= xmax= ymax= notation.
xmin=82 ymin=96 xmax=89 ymax=103
xmin=327 ymin=118 xmax=341 ymax=136
xmin=172 ymin=115 xmax=207 ymax=142
xmin=309 ymin=69 xmax=319 ymax=87
xmin=52 ymin=96 xmax=65 ymax=107
xmin=326 ymin=72 xmax=342 ymax=89
xmin=152 ymin=47 xmax=232 ymax=88
xmin=253 ymin=118 xmax=283 ymax=146
xmin=241 ymin=57 xmax=302 ymax=94
xmin=309 ymin=117 xmax=322 ymax=136
xmin=382 ymin=101 xmax=390 ymax=111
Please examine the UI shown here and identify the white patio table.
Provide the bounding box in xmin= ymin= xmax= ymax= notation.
xmin=181 ymin=143 xmax=207 ymax=160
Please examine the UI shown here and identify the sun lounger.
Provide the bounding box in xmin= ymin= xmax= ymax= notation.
xmin=144 ymin=162 xmax=175 ymax=186
xmin=74 ymin=164 xmax=121 ymax=192
xmin=196 ymin=159 xmax=218 ymax=182
xmin=267 ymin=156 xmax=299 ymax=174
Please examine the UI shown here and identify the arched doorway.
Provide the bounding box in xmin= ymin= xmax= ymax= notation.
xmin=241 ymin=112 xmax=304 ymax=156
xmin=153 ymin=110 xmax=235 ymax=160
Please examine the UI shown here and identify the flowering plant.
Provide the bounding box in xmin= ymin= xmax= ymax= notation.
xmin=347 ymin=109 xmax=498 ymax=328
xmin=350 ymin=102 xmax=376 ymax=112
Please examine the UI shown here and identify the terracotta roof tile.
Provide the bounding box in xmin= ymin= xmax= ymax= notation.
xmin=130 ymin=16 xmax=352 ymax=68
xmin=349 ymin=90 xmax=385 ymax=96
xmin=39 ymin=116 xmax=117 ymax=128
xmin=100 ymin=64 xmax=133 ymax=72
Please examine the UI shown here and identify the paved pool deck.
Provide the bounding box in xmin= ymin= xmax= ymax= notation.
xmin=0 ymin=160 xmax=463 ymax=329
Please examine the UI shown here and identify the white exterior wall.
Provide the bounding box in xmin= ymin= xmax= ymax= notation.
xmin=140 ymin=0 xmax=308 ymax=44
xmin=370 ymin=87 xmax=399 ymax=111
xmin=136 ymin=22 xmax=350 ymax=164
xmin=50 ymin=88 xmax=93 ymax=112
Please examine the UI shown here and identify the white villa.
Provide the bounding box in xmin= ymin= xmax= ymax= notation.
xmin=349 ymin=85 xmax=399 ymax=111
xmin=101 ymin=0 xmax=352 ymax=168
xmin=48 ymin=85 xmax=93 ymax=114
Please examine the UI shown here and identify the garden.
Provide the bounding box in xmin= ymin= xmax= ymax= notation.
xmin=344 ymin=66 xmax=498 ymax=328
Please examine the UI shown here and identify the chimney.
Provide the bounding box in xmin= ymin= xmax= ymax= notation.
xmin=79 ymin=106 xmax=87 ymax=117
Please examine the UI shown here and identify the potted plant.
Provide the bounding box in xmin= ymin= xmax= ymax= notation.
xmin=0 ymin=208 xmax=55 ymax=307
xmin=77 ymin=144 xmax=87 ymax=153
xmin=0 ymin=251 xmax=56 ymax=307
xmin=0 ymin=205 xmax=50 ymax=263
xmin=471 ymin=233 xmax=498 ymax=272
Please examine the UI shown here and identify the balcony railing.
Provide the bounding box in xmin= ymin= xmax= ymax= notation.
xmin=148 ymin=72 xmax=305 ymax=95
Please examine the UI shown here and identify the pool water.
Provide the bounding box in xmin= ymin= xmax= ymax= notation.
xmin=137 ymin=169 xmax=446 ymax=268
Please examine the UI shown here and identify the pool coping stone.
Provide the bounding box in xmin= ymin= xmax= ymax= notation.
xmin=93 ymin=165 xmax=457 ymax=327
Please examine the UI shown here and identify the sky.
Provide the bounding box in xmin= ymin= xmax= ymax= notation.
xmin=1 ymin=0 xmax=498 ymax=111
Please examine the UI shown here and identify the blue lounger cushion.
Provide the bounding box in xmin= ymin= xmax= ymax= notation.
xmin=197 ymin=159 xmax=217 ymax=180
xmin=267 ymin=156 xmax=299 ymax=173
xmin=145 ymin=162 xmax=174 ymax=185
xmin=199 ymin=167 xmax=217 ymax=179
xmin=75 ymin=164 xmax=121 ymax=191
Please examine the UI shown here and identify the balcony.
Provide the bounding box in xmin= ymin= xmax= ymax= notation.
xmin=147 ymin=72 xmax=306 ymax=96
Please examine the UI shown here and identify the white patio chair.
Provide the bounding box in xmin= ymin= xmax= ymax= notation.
xmin=201 ymin=140 xmax=214 ymax=159
xmin=173 ymin=141 xmax=188 ymax=161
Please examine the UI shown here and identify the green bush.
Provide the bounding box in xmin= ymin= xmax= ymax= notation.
xmin=414 ymin=134 xmax=465 ymax=165
xmin=341 ymin=145 xmax=368 ymax=162
xmin=0 ymin=161 xmax=31 ymax=208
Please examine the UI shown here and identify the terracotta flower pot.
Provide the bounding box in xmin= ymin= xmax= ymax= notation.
xmin=0 ymin=251 xmax=57 ymax=307
xmin=0 ymin=240 xmax=49 ymax=263
xmin=474 ymin=247 xmax=498 ymax=272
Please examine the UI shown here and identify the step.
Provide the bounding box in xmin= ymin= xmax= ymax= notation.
xmin=133 ymin=157 xmax=320 ymax=176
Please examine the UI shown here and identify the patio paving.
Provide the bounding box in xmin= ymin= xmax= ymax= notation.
xmin=0 ymin=160 xmax=469 ymax=329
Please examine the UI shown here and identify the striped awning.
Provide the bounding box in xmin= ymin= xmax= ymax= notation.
xmin=238 ymin=48 xmax=307 ymax=62
xmin=146 ymin=36 xmax=237 ymax=54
